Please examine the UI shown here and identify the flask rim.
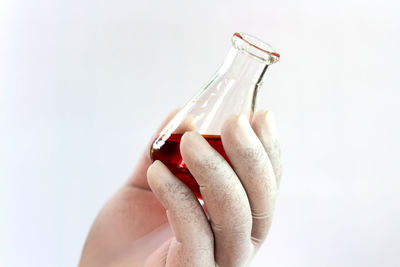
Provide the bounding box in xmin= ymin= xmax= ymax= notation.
xmin=232 ymin=32 xmax=280 ymax=64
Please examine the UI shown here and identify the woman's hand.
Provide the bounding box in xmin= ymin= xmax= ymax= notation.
xmin=79 ymin=110 xmax=281 ymax=267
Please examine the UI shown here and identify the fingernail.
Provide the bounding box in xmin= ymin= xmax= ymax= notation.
xmin=181 ymin=131 xmax=216 ymax=166
xmin=147 ymin=160 xmax=161 ymax=190
xmin=181 ymin=131 xmax=206 ymax=149
xmin=238 ymin=114 xmax=253 ymax=134
xmin=147 ymin=160 xmax=165 ymax=180
xmin=265 ymin=111 xmax=278 ymax=137
xmin=183 ymin=130 xmax=201 ymax=141
xmin=151 ymin=159 xmax=162 ymax=168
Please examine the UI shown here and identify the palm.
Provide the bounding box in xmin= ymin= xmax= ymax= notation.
xmin=79 ymin=155 xmax=174 ymax=266
xmin=79 ymin=111 xmax=180 ymax=267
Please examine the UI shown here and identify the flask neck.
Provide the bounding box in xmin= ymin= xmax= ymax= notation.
xmin=156 ymin=33 xmax=279 ymax=135
xmin=220 ymin=47 xmax=269 ymax=82
xmin=216 ymin=47 xmax=269 ymax=115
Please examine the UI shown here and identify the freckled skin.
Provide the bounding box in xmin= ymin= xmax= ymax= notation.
xmin=79 ymin=110 xmax=282 ymax=267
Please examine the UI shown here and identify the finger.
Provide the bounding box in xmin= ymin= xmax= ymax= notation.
xmin=251 ymin=110 xmax=282 ymax=186
xmin=221 ymin=114 xmax=278 ymax=247
xmin=147 ymin=160 xmax=214 ymax=266
xmin=180 ymin=132 xmax=253 ymax=266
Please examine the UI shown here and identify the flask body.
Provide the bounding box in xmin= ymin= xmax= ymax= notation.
xmin=150 ymin=33 xmax=279 ymax=198
xmin=151 ymin=134 xmax=228 ymax=198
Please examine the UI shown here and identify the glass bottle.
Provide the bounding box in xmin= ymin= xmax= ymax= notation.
xmin=150 ymin=32 xmax=280 ymax=199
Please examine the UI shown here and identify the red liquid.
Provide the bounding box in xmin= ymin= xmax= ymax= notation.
xmin=150 ymin=134 xmax=230 ymax=199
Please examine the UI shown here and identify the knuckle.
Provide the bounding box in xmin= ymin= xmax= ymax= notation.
xmin=240 ymin=146 xmax=265 ymax=161
xmin=189 ymin=155 xmax=219 ymax=174
xmin=162 ymin=181 xmax=181 ymax=195
xmin=251 ymin=210 xmax=274 ymax=221
xmin=264 ymin=138 xmax=281 ymax=157
xmin=162 ymin=182 xmax=202 ymax=224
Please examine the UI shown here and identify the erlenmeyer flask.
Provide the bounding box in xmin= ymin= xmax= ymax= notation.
xmin=150 ymin=32 xmax=280 ymax=199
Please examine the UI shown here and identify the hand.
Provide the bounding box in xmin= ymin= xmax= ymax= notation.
xmin=79 ymin=109 xmax=282 ymax=267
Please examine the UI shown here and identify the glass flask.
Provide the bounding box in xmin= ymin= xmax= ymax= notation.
xmin=150 ymin=32 xmax=280 ymax=199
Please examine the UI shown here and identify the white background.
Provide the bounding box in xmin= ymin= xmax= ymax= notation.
xmin=1 ymin=0 xmax=400 ymax=266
